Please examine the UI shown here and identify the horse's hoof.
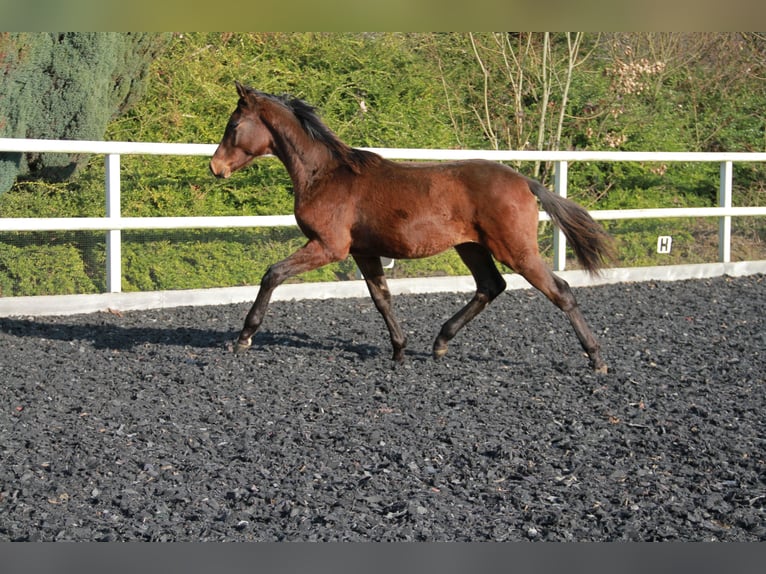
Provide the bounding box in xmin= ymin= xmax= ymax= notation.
xmin=593 ymin=363 xmax=608 ymax=375
xmin=233 ymin=338 xmax=251 ymax=354
xmin=433 ymin=346 xmax=448 ymax=360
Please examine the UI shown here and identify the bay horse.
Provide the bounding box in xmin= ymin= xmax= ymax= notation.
xmin=210 ymin=83 xmax=613 ymax=372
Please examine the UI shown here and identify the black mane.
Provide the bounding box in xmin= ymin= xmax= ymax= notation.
xmin=255 ymin=89 xmax=382 ymax=173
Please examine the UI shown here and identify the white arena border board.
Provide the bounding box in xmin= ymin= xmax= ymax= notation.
xmin=1 ymin=261 xmax=764 ymax=318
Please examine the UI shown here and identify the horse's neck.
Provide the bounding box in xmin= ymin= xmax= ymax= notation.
xmin=270 ymin=122 xmax=336 ymax=192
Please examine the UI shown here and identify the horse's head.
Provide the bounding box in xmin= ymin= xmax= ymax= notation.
xmin=209 ymin=82 xmax=274 ymax=179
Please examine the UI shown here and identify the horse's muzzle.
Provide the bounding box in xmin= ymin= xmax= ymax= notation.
xmin=209 ymin=160 xmax=230 ymax=179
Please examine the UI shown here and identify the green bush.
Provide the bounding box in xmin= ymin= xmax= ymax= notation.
xmin=120 ymin=228 xmax=361 ymax=291
xmin=0 ymin=241 xmax=97 ymax=296
xmin=1 ymin=33 xmax=764 ymax=297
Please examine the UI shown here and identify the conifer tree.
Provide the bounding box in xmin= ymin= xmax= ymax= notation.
xmin=0 ymin=32 xmax=170 ymax=193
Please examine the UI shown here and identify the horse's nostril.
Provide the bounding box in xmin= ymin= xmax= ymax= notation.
xmin=209 ymin=161 xmax=227 ymax=178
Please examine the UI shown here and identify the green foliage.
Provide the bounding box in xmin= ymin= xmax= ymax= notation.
xmin=120 ymin=228 xmax=359 ymax=291
xmin=0 ymin=240 xmax=97 ymax=296
xmin=1 ymin=33 xmax=765 ymax=297
xmin=0 ymin=32 xmax=171 ymax=193
xmin=109 ymin=33 xmax=456 ymax=146
xmin=107 ymin=33 xmax=461 ymax=208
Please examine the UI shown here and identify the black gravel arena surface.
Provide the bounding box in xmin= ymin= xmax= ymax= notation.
xmin=1 ymin=275 xmax=764 ymax=542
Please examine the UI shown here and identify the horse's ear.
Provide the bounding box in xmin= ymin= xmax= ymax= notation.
xmin=235 ymin=81 xmax=259 ymax=110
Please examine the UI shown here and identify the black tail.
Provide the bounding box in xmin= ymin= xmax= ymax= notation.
xmin=526 ymin=178 xmax=615 ymax=274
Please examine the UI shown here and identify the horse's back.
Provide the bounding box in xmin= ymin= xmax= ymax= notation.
xmin=357 ymin=157 xmax=532 ymax=204
xmin=341 ymin=157 xmax=537 ymax=259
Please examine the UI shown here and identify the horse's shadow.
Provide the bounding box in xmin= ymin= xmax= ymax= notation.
xmin=0 ymin=316 xmax=385 ymax=360
xmin=1 ymin=316 xmax=535 ymax=366
xmin=252 ymin=330 xmax=385 ymax=359
xmin=0 ymin=316 xmax=231 ymax=350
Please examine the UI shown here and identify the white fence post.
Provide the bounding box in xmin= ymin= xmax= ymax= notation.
xmin=553 ymin=160 xmax=568 ymax=272
xmin=105 ymin=153 xmax=122 ymax=293
xmin=719 ymin=161 xmax=733 ymax=264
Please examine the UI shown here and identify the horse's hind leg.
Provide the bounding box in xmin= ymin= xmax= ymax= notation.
xmin=513 ymin=254 xmax=607 ymax=373
xmin=354 ymin=255 xmax=407 ymax=361
xmin=433 ymin=243 xmax=507 ymax=359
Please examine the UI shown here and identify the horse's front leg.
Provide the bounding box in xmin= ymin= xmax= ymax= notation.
xmin=235 ymin=240 xmax=337 ymax=353
xmin=354 ymin=254 xmax=407 ymax=361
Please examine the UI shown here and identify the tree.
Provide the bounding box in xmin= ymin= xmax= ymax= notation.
xmin=435 ymin=33 xmax=598 ymax=180
xmin=0 ymin=32 xmax=170 ymax=194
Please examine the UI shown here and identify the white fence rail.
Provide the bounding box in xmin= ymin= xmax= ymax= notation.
xmin=2 ymin=137 xmax=766 ymax=303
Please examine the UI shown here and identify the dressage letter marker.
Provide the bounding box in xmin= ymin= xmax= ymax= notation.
xmin=657 ymin=236 xmax=673 ymax=254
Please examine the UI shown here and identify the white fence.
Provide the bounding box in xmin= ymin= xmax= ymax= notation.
xmin=1 ymin=138 xmax=766 ymax=316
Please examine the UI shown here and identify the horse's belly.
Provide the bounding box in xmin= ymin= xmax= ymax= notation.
xmin=351 ymin=219 xmax=473 ymax=260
